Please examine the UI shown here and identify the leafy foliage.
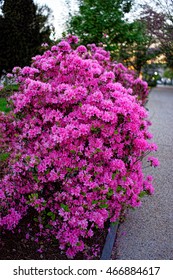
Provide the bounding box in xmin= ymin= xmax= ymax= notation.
xmin=66 ymin=0 xmax=154 ymax=74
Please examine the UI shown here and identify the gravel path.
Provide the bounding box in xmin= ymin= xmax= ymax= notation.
xmin=111 ymin=86 xmax=173 ymax=260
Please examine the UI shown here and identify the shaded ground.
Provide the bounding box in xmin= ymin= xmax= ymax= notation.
xmin=0 ymin=208 xmax=108 ymax=260
xmin=112 ymin=86 xmax=173 ymax=260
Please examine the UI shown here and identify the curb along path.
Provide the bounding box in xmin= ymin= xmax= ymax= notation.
xmin=111 ymin=86 xmax=173 ymax=260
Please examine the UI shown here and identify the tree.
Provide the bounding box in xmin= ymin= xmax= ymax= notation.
xmin=163 ymin=67 xmax=173 ymax=83
xmin=0 ymin=0 xmax=52 ymax=75
xmin=66 ymin=1 xmax=134 ymax=51
xmin=117 ymin=19 xmax=160 ymax=75
xmin=66 ymin=0 xmax=156 ymax=76
xmin=139 ymin=1 xmax=173 ymax=69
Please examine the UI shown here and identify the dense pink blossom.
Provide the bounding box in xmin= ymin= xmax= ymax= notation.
xmin=0 ymin=36 xmax=158 ymax=259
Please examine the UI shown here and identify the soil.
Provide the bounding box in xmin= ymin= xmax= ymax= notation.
xmin=0 ymin=208 xmax=109 ymax=260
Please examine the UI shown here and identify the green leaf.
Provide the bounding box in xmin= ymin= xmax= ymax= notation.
xmin=45 ymin=224 xmax=53 ymax=229
xmin=99 ymin=199 xmax=107 ymax=203
xmin=93 ymin=187 xmax=100 ymax=192
xmin=92 ymin=200 xmax=98 ymax=205
xmin=33 ymin=175 xmax=40 ymax=183
xmin=66 ymin=167 xmax=72 ymax=172
xmin=81 ymin=192 xmax=86 ymax=196
xmin=47 ymin=212 xmax=56 ymax=220
xmin=70 ymin=150 xmax=76 ymax=154
xmin=51 ymin=213 xmax=56 ymax=221
xmin=47 ymin=211 xmax=54 ymax=216
xmin=29 ymin=193 xmax=38 ymax=200
xmin=114 ymin=130 xmax=118 ymax=135
xmin=107 ymin=188 xmax=114 ymax=197
xmin=116 ymin=185 xmax=125 ymax=193
xmin=139 ymin=191 xmax=147 ymax=198
xmin=60 ymin=203 xmax=70 ymax=212
xmin=99 ymin=203 xmax=108 ymax=209
xmin=91 ymin=126 xmax=101 ymax=134
xmin=25 ymin=156 xmax=31 ymax=162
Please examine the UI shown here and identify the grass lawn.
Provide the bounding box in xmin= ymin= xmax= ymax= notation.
xmin=0 ymin=84 xmax=18 ymax=112
xmin=0 ymin=96 xmax=11 ymax=169
xmin=0 ymin=97 xmax=11 ymax=113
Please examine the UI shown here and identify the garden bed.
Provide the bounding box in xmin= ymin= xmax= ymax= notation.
xmin=0 ymin=208 xmax=110 ymax=260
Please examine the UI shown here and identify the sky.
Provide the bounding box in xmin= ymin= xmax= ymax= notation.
xmin=35 ymin=0 xmax=79 ymax=38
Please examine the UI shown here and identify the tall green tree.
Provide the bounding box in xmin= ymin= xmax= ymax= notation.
xmin=66 ymin=0 xmax=154 ymax=75
xmin=0 ymin=0 xmax=52 ymax=75
xmin=66 ymin=0 xmax=134 ymax=49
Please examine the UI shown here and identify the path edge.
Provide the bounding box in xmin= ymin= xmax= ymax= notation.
xmin=100 ymin=222 xmax=119 ymax=260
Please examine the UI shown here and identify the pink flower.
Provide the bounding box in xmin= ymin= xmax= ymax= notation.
xmin=148 ymin=156 xmax=160 ymax=167
xmin=37 ymin=248 xmax=43 ymax=253
xmin=25 ymin=233 xmax=30 ymax=239
xmin=66 ymin=34 xmax=79 ymax=44
xmin=66 ymin=248 xmax=76 ymax=258
xmin=58 ymin=41 xmax=71 ymax=52
xmin=7 ymin=73 xmax=13 ymax=78
xmin=76 ymin=45 xmax=87 ymax=53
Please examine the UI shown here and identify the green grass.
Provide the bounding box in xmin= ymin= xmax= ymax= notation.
xmin=0 ymin=97 xmax=11 ymax=113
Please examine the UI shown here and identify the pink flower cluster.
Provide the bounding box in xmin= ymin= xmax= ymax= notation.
xmin=0 ymin=36 xmax=158 ymax=258
xmin=112 ymin=63 xmax=149 ymax=105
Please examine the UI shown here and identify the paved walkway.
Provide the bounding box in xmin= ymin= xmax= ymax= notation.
xmin=111 ymin=86 xmax=173 ymax=260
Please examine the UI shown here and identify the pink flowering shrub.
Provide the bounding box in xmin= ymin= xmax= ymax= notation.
xmin=112 ymin=63 xmax=149 ymax=105
xmin=0 ymin=36 xmax=158 ymax=258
